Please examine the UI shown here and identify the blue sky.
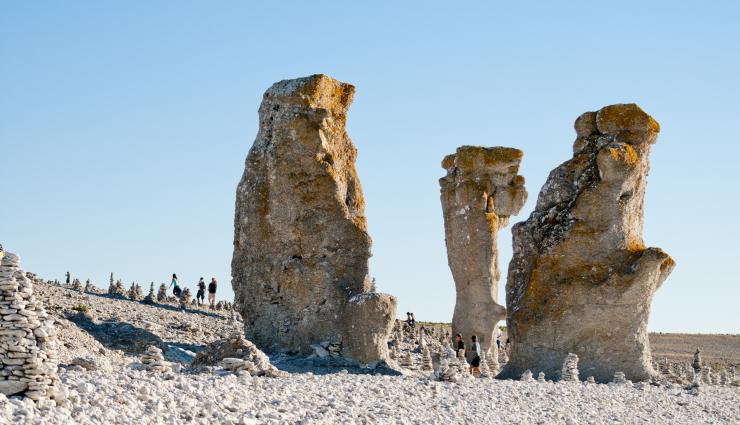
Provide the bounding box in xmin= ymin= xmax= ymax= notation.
xmin=2 ymin=2 xmax=738 ymax=332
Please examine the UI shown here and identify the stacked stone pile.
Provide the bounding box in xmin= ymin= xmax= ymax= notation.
xmin=478 ymin=352 xmax=491 ymax=378
xmin=108 ymin=279 xmax=126 ymax=298
xmin=156 ymin=284 xmax=168 ymax=303
xmin=0 ymin=249 xmax=61 ymax=403
xmin=537 ymin=372 xmax=547 ymax=383
xmin=180 ymin=288 xmax=192 ymax=308
xmin=400 ymin=352 xmax=415 ymax=370
xmin=192 ymin=333 xmax=286 ymax=378
xmin=71 ymin=278 xmax=81 ymax=291
xmin=521 ymin=369 xmax=534 ymax=382
xmin=83 ymin=280 xmax=97 ymax=294
xmin=127 ymin=282 xmax=143 ymax=301
xmin=140 ymin=345 xmax=172 ymax=373
xmin=612 ymin=372 xmax=628 ymax=385
xmin=561 ymin=353 xmax=579 ymax=382
xmin=421 ymin=348 xmax=433 ymax=371
xmin=692 ymin=348 xmax=702 ymax=373
xmin=143 ymin=283 xmax=156 ymax=305
xmin=488 ymin=348 xmax=500 ymax=375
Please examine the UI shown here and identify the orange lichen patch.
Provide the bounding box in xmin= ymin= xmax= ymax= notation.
xmin=449 ymin=146 xmax=523 ymax=172
xmin=608 ymin=144 xmax=639 ymax=166
xmin=513 ymin=175 xmax=526 ymax=186
xmin=596 ymin=103 xmax=660 ymax=135
xmin=626 ymin=239 xmax=647 ymax=253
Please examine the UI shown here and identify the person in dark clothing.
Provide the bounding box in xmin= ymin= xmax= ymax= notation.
xmin=196 ymin=277 xmax=206 ymax=305
xmin=208 ymin=277 xmax=217 ymax=308
xmin=65 ymin=271 xmax=70 ymax=285
xmin=468 ymin=335 xmax=481 ymax=376
xmin=454 ymin=333 xmax=465 ymax=358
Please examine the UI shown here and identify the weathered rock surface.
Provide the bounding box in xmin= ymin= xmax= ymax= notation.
xmin=440 ymin=146 xmax=527 ymax=354
xmin=231 ymin=74 xmax=396 ymax=365
xmin=500 ymin=104 xmax=675 ymax=382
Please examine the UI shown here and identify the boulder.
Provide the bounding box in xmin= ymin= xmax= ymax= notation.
xmin=439 ymin=146 xmax=527 ymax=355
xmin=231 ymin=74 xmax=396 ymax=365
xmin=499 ymin=104 xmax=674 ymax=382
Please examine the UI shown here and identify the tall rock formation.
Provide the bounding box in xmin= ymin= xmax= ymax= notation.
xmin=439 ymin=146 xmax=527 ymax=354
xmin=231 ymin=74 xmax=397 ymax=365
xmin=500 ymin=104 xmax=675 ymax=382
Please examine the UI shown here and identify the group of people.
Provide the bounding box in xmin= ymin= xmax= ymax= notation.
xmin=168 ymin=273 xmax=219 ymax=308
xmin=405 ymin=312 xmax=416 ymax=328
xmin=454 ymin=333 xmax=482 ymax=375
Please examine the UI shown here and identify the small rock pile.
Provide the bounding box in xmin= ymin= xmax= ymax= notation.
xmin=400 ymin=351 xmax=415 ymax=370
xmin=71 ymin=278 xmax=81 ymax=291
xmin=586 ymin=376 xmax=596 ymax=384
xmin=108 ymin=279 xmax=126 ymax=298
xmin=612 ymin=371 xmax=628 ymax=385
xmin=180 ymin=288 xmax=192 ymax=308
xmin=0 ymin=249 xmax=61 ymax=404
xmin=156 ymin=284 xmax=168 ymax=302
xmin=140 ymin=345 xmax=172 ymax=373
xmin=561 ymin=353 xmax=579 ymax=382
xmin=478 ymin=352 xmax=491 ymax=378
xmin=488 ymin=348 xmax=500 ymax=375
xmin=127 ymin=282 xmax=143 ymax=301
xmin=143 ymin=283 xmax=156 ymax=305
xmin=537 ymin=372 xmax=547 ymax=383
xmin=192 ymin=333 xmax=287 ymax=378
xmin=521 ymin=369 xmax=534 ymax=382
xmin=83 ymin=280 xmax=97 ymax=294
xmin=421 ymin=348 xmax=433 ymax=371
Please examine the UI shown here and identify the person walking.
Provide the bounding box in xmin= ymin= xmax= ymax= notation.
xmin=467 ymin=335 xmax=481 ymax=376
xmin=169 ymin=273 xmax=181 ymax=298
xmin=65 ymin=271 xmax=70 ymax=285
xmin=196 ymin=277 xmax=206 ymax=306
xmin=208 ymin=277 xmax=217 ymax=308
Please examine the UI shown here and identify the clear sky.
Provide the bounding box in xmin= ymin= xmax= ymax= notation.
xmin=2 ymin=2 xmax=739 ymax=333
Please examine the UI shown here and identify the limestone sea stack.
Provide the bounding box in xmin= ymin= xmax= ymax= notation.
xmin=231 ymin=74 xmax=397 ymax=365
xmin=500 ymin=104 xmax=675 ymax=382
xmin=439 ymin=146 xmax=527 ymax=354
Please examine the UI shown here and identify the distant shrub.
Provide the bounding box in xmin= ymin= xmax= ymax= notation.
xmin=72 ymin=304 xmax=87 ymax=313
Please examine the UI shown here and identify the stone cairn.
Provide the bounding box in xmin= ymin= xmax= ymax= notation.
xmin=108 ymin=279 xmax=126 ymax=298
xmin=478 ymin=352 xmax=491 ymax=378
xmin=231 ymin=74 xmax=397 ymax=365
xmin=140 ymin=345 xmax=172 ymax=373
xmin=83 ymin=279 xmax=95 ymax=294
xmin=71 ymin=278 xmax=81 ymax=291
xmin=692 ymin=348 xmax=702 ymax=374
xmin=488 ymin=347 xmax=500 ymax=375
xmin=537 ymin=372 xmax=547 ymax=383
xmin=400 ymin=351 xmax=415 ymax=370
xmin=560 ymin=353 xmax=580 ymax=382
xmin=127 ymin=282 xmax=143 ymax=301
xmin=143 ymin=283 xmax=157 ymax=305
xmin=612 ymin=371 xmax=628 ymax=385
xmin=421 ymin=347 xmax=433 ymax=372
xmin=501 ymin=104 xmax=674 ymax=383
xmin=434 ymin=349 xmax=461 ymax=383
xmin=156 ymin=284 xmax=168 ymax=303
xmin=179 ymin=288 xmax=192 ymax=309
xmin=0 ymin=249 xmax=61 ymax=403
xmin=440 ymin=146 xmax=527 ymax=357
xmin=521 ymin=369 xmax=535 ymax=382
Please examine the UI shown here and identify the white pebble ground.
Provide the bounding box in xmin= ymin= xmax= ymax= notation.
xmin=1 ymin=366 xmax=738 ymax=424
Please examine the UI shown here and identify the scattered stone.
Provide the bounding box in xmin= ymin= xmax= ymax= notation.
xmin=501 ymin=104 xmax=675 ymax=383
xmin=440 ymin=146 xmax=527 ymax=354
xmin=192 ymin=333 xmax=286 ymax=378
xmin=231 ymin=74 xmax=397 ymax=365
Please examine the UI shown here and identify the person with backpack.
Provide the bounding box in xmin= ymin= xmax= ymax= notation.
xmin=196 ymin=277 xmax=206 ymax=306
xmin=208 ymin=277 xmax=217 ymax=308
